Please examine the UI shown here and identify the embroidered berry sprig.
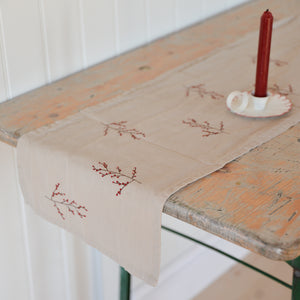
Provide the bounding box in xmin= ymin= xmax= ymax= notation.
xmin=45 ymin=183 xmax=88 ymax=220
xmin=269 ymin=83 xmax=293 ymax=96
xmin=92 ymin=162 xmax=141 ymax=196
xmin=182 ymin=119 xmax=225 ymax=137
xmin=186 ymin=83 xmax=224 ymax=100
xmin=251 ymin=56 xmax=288 ymax=67
xmin=102 ymin=121 xmax=145 ymax=140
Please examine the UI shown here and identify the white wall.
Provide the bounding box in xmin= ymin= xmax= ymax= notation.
xmin=0 ymin=1 xmax=250 ymax=299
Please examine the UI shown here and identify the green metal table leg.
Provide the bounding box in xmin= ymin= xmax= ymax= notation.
xmin=120 ymin=267 xmax=131 ymax=300
xmin=291 ymin=269 xmax=300 ymax=300
xmin=287 ymin=257 xmax=300 ymax=300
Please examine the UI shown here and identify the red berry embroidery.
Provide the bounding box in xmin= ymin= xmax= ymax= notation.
xmin=269 ymin=83 xmax=293 ymax=96
xmin=45 ymin=183 xmax=88 ymax=220
xmin=92 ymin=162 xmax=141 ymax=196
xmin=103 ymin=121 xmax=145 ymax=140
xmin=182 ymin=119 xmax=225 ymax=137
xmin=186 ymin=83 xmax=223 ymax=100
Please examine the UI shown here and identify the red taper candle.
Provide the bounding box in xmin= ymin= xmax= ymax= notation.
xmin=254 ymin=9 xmax=273 ymax=97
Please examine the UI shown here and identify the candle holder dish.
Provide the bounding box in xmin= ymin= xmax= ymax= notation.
xmin=226 ymin=91 xmax=292 ymax=118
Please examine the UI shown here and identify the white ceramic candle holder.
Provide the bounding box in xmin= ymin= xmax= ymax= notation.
xmin=226 ymin=91 xmax=292 ymax=118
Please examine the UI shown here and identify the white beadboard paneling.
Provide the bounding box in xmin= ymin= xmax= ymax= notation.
xmin=101 ymin=255 xmax=120 ymax=300
xmin=22 ymin=205 xmax=70 ymax=300
xmin=60 ymin=231 xmax=104 ymax=300
xmin=0 ymin=73 xmax=7 ymax=104
xmin=89 ymin=247 xmax=105 ymax=300
xmin=176 ymin=0 xmax=205 ymax=29
xmin=116 ymin=0 xmax=148 ymax=53
xmin=0 ymin=8 xmax=11 ymax=102
xmin=0 ymin=143 xmax=30 ymax=300
xmin=42 ymin=0 xmax=84 ymax=80
xmin=37 ymin=0 xmax=51 ymax=83
xmin=202 ymin=0 xmax=228 ymax=19
xmin=0 ymin=44 xmax=8 ymax=103
xmin=146 ymin=0 xmax=175 ymax=41
xmin=0 ymin=0 xmax=47 ymax=99
xmin=80 ymin=0 xmax=116 ymax=67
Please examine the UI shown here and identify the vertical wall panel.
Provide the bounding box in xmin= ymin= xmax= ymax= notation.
xmin=0 ymin=0 xmax=47 ymax=99
xmin=116 ymin=0 xmax=147 ymax=53
xmin=0 ymin=55 xmax=7 ymax=103
xmin=0 ymin=143 xmax=31 ymax=300
xmin=60 ymin=232 xmax=104 ymax=300
xmin=89 ymin=247 xmax=104 ymax=300
xmin=23 ymin=205 xmax=70 ymax=300
xmin=176 ymin=0 xmax=205 ymax=29
xmin=101 ymin=255 xmax=120 ymax=300
xmin=0 ymin=8 xmax=10 ymax=103
xmin=0 ymin=143 xmax=30 ymax=300
xmin=81 ymin=0 xmax=116 ymax=67
xmin=0 ymin=57 xmax=7 ymax=103
xmin=42 ymin=0 xmax=83 ymax=80
xmin=146 ymin=0 xmax=175 ymax=41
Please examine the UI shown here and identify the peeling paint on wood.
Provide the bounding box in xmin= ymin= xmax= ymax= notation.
xmin=164 ymin=125 xmax=300 ymax=261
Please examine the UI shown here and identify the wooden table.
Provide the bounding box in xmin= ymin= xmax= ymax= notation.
xmin=1 ymin=0 xmax=299 ymax=298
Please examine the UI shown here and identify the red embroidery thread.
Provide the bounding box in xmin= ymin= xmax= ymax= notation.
xmin=45 ymin=183 xmax=88 ymax=220
xmin=185 ymin=83 xmax=224 ymax=100
xmin=182 ymin=119 xmax=225 ymax=137
xmin=92 ymin=162 xmax=141 ymax=196
xmin=103 ymin=121 xmax=145 ymax=140
xmin=269 ymin=83 xmax=293 ymax=96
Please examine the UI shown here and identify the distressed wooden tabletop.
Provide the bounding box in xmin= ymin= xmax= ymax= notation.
xmin=0 ymin=0 xmax=299 ymax=261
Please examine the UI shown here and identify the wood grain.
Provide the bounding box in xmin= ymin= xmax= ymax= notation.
xmin=164 ymin=124 xmax=300 ymax=261
xmin=0 ymin=0 xmax=299 ymax=261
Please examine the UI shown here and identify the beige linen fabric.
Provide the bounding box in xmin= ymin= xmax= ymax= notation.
xmin=17 ymin=16 xmax=300 ymax=285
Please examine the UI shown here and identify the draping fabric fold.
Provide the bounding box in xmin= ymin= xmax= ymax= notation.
xmin=17 ymin=16 xmax=300 ymax=285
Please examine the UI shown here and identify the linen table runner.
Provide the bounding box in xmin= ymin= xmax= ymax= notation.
xmin=17 ymin=16 xmax=300 ymax=285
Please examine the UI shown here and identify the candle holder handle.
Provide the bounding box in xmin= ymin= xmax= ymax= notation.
xmin=226 ymin=90 xmax=292 ymax=118
xmin=226 ymin=91 xmax=249 ymax=113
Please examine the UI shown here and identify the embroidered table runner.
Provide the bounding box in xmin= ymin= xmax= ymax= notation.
xmin=17 ymin=16 xmax=300 ymax=285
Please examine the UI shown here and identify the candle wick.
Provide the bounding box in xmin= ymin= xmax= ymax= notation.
xmin=265 ymin=9 xmax=269 ymax=12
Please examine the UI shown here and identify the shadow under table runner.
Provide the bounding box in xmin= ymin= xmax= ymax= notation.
xmin=17 ymin=16 xmax=300 ymax=285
